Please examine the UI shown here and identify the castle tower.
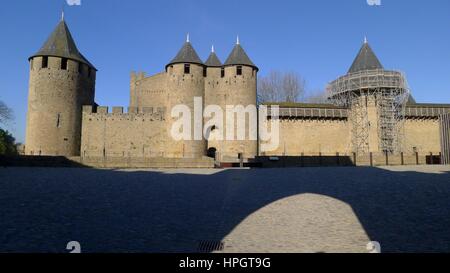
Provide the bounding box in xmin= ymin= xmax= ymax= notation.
xmin=348 ymin=38 xmax=383 ymax=73
xmin=164 ymin=36 xmax=207 ymax=158
xmin=25 ymin=17 xmax=96 ymax=156
xmin=328 ymin=38 xmax=409 ymax=155
xmin=204 ymin=46 xmax=223 ymax=158
xmin=216 ymin=38 xmax=259 ymax=160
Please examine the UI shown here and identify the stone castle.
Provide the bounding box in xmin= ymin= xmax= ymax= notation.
xmin=25 ymin=18 xmax=450 ymax=167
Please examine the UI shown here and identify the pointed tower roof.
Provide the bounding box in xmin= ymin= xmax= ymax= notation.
xmin=167 ymin=36 xmax=204 ymax=68
xmin=224 ymin=38 xmax=258 ymax=70
xmin=29 ymin=19 xmax=96 ymax=70
xmin=205 ymin=46 xmax=222 ymax=67
xmin=348 ymin=39 xmax=383 ymax=74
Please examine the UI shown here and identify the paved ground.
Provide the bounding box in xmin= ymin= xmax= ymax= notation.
xmin=0 ymin=165 xmax=449 ymax=253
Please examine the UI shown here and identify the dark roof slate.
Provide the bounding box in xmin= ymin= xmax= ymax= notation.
xmin=205 ymin=52 xmax=222 ymax=67
xmin=348 ymin=42 xmax=383 ymax=73
xmin=29 ymin=20 xmax=95 ymax=69
xmin=167 ymin=42 xmax=204 ymax=67
xmin=224 ymin=44 xmax=257 ymax=70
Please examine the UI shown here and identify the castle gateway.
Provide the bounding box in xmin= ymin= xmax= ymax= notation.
xmin=25 ymin=18 xmax=450 ymax=167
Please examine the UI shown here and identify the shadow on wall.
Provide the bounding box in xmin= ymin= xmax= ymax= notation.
xmin=0 ymin=166 xmax=449 ymax=253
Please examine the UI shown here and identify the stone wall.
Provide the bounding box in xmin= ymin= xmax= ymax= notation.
xmin=81 ymin=106 xmax=166 ymax=158
xmin=261 ymin=118 xmax=352 ymax=156
xmin=77 ymin=156 xmax=214 ymax=169
xmin=130 ymin=72 xmax=167 ymax=108
xmin=259 ymin=111 xmax=443 ymax=161
xmin=404 ymin=118 xmax=441 ymax=155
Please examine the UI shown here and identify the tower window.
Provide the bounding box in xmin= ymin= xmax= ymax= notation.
xmin=184 ymin=64 xmax=191 ymax=74
xmin=237 ymin=66 xmax=242 ymax=76
xmin=61 ymin=58 xmax=68 ymax=70
xmin=221 ymin=68 xmax=225 ymax=78
xmin=88 ymin=67 xmax=92 ymax=78
xmin=30 ymin=59 xmax=34 ymax=70
xmin=203 ymin=67 xmax=207 ymax=77
xmin=78 ymin=62 xmax=83 ymax=74
xmin=42 ymin=56 xmax=48 ymax=68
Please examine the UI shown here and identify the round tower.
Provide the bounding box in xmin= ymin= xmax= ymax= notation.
xmin=25 ymin=18 xmax=96 ymax=156
xmin=218 ymin=37 xmax=259 ymax=160
xmin=165 ymin=36 xmax=207 ymax=158
xmin=328 ymin=38 xmax=409 ymax=155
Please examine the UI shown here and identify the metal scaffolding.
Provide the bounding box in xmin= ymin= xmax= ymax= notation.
xmin=327 ymin=69 xmax=410 ymax=155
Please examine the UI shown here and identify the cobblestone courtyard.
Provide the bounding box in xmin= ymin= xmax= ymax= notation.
xmin=0 ymin=166 xmax=449 ymax=253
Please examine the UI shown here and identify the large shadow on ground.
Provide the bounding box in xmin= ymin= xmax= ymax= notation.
xmin=0 ymin=166 xmax=449 ymax=253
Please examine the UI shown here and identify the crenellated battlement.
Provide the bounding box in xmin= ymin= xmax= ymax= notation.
xmin=82 ymin=105 xmax=166 ymax=121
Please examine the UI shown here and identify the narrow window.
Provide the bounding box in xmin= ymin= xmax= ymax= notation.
xmin=61 ymin=58 xmax=68 ymax=70
xmin=30 ymin=59 xmax=34 ymax=70
xmin=184 ymin=64 xmax=191 ymax=74
xmin=42 ymin=56 xmax=48 ymax=68
xmin=237 ymin=66 xmax=242 ymax=76
xmin=56 ymin=113 xmax=61 ymax=128
xmin=88 ymin=67 xmax=92 ymax=78
xmin=78 ymin=62 xmax=83 ymax=74
xmin=203 ymin=67 xmax=207 ymax=77
xmin=221 ymin=68 xmax=225 ymax=78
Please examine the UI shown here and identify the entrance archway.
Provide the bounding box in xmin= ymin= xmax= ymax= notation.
xmin=207 ymin=147 xmax=217 ymax=159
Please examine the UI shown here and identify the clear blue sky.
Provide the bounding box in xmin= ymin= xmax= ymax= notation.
xmin=1 ymin=0 xmax=449 ymax=142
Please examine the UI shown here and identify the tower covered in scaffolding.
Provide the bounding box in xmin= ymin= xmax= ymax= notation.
xmin=327 ymin=39 xmax=410 ymax=155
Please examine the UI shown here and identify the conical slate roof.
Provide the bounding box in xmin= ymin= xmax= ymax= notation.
xmin=29 ymin=19 xmax=96 ymax=69
xmin=205 ymin=50 xmax=222 ymax=67
xmin=224 ymin=44 xmax=258 ymax=70
xmin=167 ymin=41 xmax=204 ymax=67
xmin=348 ymin=41 xmax=383 ymax=74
